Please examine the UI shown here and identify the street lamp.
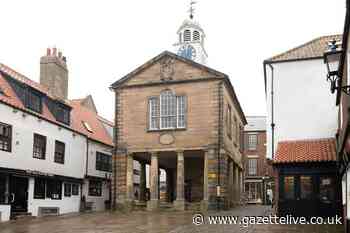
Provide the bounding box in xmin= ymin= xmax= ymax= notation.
xmin=324 ymin=40 xmax=343 ymax=94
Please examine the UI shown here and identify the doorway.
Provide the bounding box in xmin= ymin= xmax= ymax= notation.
xmin=9 ymin=176 xmax=28 ymax=213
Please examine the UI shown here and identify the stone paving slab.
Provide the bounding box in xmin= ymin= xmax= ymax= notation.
xmin=0 ymin=205 xmax=344 ymax=233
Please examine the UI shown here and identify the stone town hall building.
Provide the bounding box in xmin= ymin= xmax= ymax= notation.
xmin=110 ymin=16 xmax=247 ymax=211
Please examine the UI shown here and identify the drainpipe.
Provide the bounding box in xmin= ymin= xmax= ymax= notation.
xmin=217 ymin=81 xmax=224 ymax=210
xmin=267 ymin=63 xmax=275 ymax=159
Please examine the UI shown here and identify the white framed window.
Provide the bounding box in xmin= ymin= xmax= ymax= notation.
xmin=160 ymin=90 xmax=177 ymax=129
xmin=177 ymin=96 xmax=186 ymax=128
xmin=148 ymin=90 xmax=187 ymax=130
xmin=149 ymin=97 xmax=159 ymax=130
xmin=248 ymin=158 xmax=257 ymax=176
xmin=247 ymin=134 xmax=258 ymax=150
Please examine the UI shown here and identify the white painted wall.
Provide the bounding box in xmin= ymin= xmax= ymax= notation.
xmin=0 ymin=103 xmax=86 ymax=216
xmin=82 ymin=179 xmax=109 ymax=211
xmin=0 ymin=204 xmax=11 ymax=222
xmin=83 ymin=140 xmax=112 ymax=211
xmin=27 ymin=178 xmax=81 ymax=216
xmin=0 ymin=104 xmax=86 ymax=179
xmin=265 ymin=59 xmax=338 ymax=159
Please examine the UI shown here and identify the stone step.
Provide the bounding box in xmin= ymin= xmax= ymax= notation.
xmin=11 ymin=212 xmax=34 ymax=220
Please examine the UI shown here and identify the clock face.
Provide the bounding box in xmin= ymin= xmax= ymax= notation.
xmin=177 ymin=45 xmax=196 ymax=60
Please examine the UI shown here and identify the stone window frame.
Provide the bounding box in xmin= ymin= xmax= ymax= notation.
xmin=147 ymin=89 xmax=187 ymax=131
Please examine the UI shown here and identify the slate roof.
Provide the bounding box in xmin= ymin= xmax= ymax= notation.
xmin=273 ymin=138 xmax=336 ymax=164
xmin=266 ymin=35 xmax=342 ymax=62
xmin=0 ymin=63 xmax=113 ymax=146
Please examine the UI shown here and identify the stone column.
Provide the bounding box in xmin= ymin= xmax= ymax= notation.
xmin=201 ymin=150 xmax=209 ymax=211
xmin=139 ymin=162 xmax=146 ymax=202
xmin=126 ymin=153 xmax=134 ymax=209
xmin=147 ymin=152 xmax=159 ymax=211
xmin=228 ymin=160 xmax=234 ymax=208
xmin=235 ymin=165 xmax=240 ymax=205
xmin=174 ymin=150 xmax=185 ymax=211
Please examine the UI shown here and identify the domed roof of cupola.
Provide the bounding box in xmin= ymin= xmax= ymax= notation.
xmin=177 ymin=18 xmax=205 ymax=35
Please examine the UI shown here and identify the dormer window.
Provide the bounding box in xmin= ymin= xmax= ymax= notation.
xmin=56 ymin=103 xmax=70 ymax=125
xmin=193 ymin=30 xmax=200 ymax=41
xmin=82 ymin=121 xmax=93 ymax=133
xmin=26 ymin=89 xmax=42 ymax=113
xmin=184 ymin=30 xmax=191 ymax=42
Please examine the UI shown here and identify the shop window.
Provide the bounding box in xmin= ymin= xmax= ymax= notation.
xmin=72 ymin=184 xmax=79 ymax=196
xmin=300 ymin=176 xmax=313 ymax=199
xmin=0 ymin=176 xmax=6 ymax=203
xmin=89 ymin=180 xmax=102 ymax=196
xmin=34 ymin=178 xmax=46 ymax=199
xmin=320 ymin=177 xmax=334 ymax=203
xmin=46 ymin=180 xmax=62 ymax=200
xmin=284 ymin=176 xmax=295 ymax=199
xmin=64 ymin=183 xmax=72 ymax=197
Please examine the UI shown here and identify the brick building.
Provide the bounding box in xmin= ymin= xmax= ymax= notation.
xmin=110 ymin=16 xmax=246 ymax=211
xmin=243 ymin=116 xmax=273 ymax=204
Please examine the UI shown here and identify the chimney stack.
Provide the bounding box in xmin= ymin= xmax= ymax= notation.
xmin=40 ymin=47 xmax=69 ymax=100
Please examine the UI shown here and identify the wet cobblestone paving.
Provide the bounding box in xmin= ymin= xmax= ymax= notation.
xmin=0 ymin=206 xmax=343 ymax=233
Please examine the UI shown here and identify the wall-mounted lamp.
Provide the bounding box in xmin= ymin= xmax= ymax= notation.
xmin=324 ymin=40 xmax=348 ymax=94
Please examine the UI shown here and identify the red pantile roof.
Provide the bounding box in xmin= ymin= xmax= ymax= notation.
xmin=274 ymin=138 xmax=336 ymax=164
xmin=267 ymin=35 xmax=342 ymax=62
xmin=0 ymin=63 xmax=113 ymax=147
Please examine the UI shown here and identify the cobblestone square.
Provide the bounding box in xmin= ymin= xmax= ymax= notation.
xmin=0 ymin=206 xmax=343 ymax=233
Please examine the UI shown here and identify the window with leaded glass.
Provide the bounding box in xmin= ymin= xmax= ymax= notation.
xmin=96 ymin=152 xmax=112 ymax=172
xmin=0 ymin=123 xmax=12 ymax=152
xmin=89 ymin=180 xmax=102 ymax=196
xmin=54 ymin=140 xmax=65 ymax=164
xmin=33 ymin=133 xmax=46 ymax=159
xmin=160 ymin=90 xmax=177 ymax=129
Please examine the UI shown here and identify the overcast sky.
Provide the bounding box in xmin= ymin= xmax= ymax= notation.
xmin=0 ymin=0 xmax=346 ymax=121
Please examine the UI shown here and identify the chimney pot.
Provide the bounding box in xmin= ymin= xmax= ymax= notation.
xmin=52 ymin=47 xmax=57 ymax=56
xmin=62 ymin=56 xmax=67 ymax=62
xmin=58 ymin=51 xmax=62 ymax=58
xmin=47 ymin=48 xmax=51 ymax=56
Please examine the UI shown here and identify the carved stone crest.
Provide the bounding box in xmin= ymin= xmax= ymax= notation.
xmin=160 ymin=57 xmax=175 ymax=81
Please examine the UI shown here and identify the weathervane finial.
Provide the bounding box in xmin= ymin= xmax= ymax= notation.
xmin=189 ymin=0 xmax=197 ymax=19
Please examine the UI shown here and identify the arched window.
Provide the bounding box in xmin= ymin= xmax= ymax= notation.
xmin=148 ymin=90 xmax=187 ymax=130
xmin=184 ymin=30 xmax=191 ymax=42
xmin=193 ymin=31 xmax=200 ymax=41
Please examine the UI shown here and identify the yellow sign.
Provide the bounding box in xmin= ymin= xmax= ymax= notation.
xmin=208 ymin=173 xmax=217 ymax=178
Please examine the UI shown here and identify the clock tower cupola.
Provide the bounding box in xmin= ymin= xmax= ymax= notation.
xmin=174 ymin=1 xmax=208 ymax=65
